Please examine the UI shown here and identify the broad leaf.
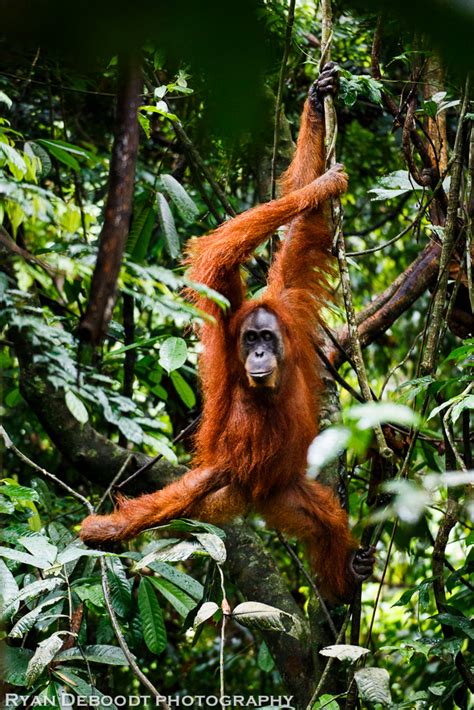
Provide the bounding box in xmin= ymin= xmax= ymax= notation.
xmin=26 ymin=633 xmax=63 ymax=686
xmin=56 ymin=644 xmax=130 ymax=666
xmin=233 ymin=602 xmax=305 ymax=640
xmin=148 ymin=576 xmax=197 ymax=618
xmin=159 ymin=337 xmax=187 ymax=373
xmin=138 ymin=578 xmax=167 ymax=655
xmin=193 ymin=601 xmax=219 ymax=629
xmin=157 ymin=192 xmax=180 ymax=258
xmin=159 ymin=174 xmax=199 ymax=222
xmin=320 ymin=644 xmax=370 ymax=662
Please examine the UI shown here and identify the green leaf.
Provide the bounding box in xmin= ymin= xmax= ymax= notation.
xmin=19 ymin=534 xmax=58 ymax=564
xmin=147 ymin=560 xmax=204 ymax=601
xmin=0 ymin=642 xmax=32 ymax=686
xmin=0 ymin=482 xmax=39 ymax=504
xmin=192 ymin=601 xmax=219 ymax=629
xmin=148 ymin=576 xmax=197 ymax=618
xmin=0 ymin=545 xmax=50 ymax=569
xmin=0 ymin=90 xmax=12 ymax=109
xmin=117 ymin=417 xmax=143 ymax=444
xmin=138 ymin=113 xmax=151 ymax=138
xmin=139 ymin=103 xmax=178 ymax=121
xmin=25 ymin=141 xmax=52 ymax=178
xmin=65 ymin=389 xmax=89 ymax=424
xmin=107 ymin=557 xmax=132 ymax=617
xmin=159 ymin=174 xmax=199 ymax=222
xmin=127 ymin=195 xmax=156 ymax=262
xmin=159 ymin=336 xmax=187 ymax=373
xmin=138 ymin=577 xmax=167 ymax=654
xmin=320 ymin=644 xmax=370 ymax=662
xmin=37 ymin=138 xmax=94 ymax=160
xmin=435 ymin=613 xmax=474 ymax=639
xmin=257 ymin=641 xmax=275 ymax=672
xmin=307 ymin=427 xmax=351 ymax=477
xmin=157 ymin=192 xmax=180 ymax=258
xmin=2 ymin=578 xmax=64 ymax=622
xmin=36 ymin=139 xmax=80 ymax=171
xmin=74 ymin=583 xmax=105 ymax=609
xmin=0 ymin=558 xmax=20 ymax=620
xmin=56 ymin=546 xmax=106 ymax=565
xmin=347 ymin=401 xmax=418 ymax=429
xmin=193 ymin=532 xmax=227 ymax=564
xmin=135 ymin=539 xmax=202 ymax=568
xmin=170 ymin=370 xmax=196 ymax=408
xmin=450 ymin=394 xmax=474 ymax=424
xmin=56 ymin=644 xmax=130 ymax=666
xmin=9 ymin=594 xmax=65 ymax=638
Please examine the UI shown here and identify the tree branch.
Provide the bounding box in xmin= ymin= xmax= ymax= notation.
xmin=78 ymin=51 xmax=142 ymax=345
xmin=332 ymin=242 xmax=441 ymax=369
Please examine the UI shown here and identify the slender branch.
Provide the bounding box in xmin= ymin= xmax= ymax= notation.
xmin=276 ymin=532 xmax=338 ymax=638
xmin=96 ymin=454 xmax=133 ymax=512
xmin=0 ymin=425 xmax=93 ymax=513
xmin=345 ymin=193 xmax=410 ymax=238
xmin=100 ymin=557 xmax=170 ymax=709
xmin=306 ymin=608 xmax=351 ymax=709
xmin=420 ymin=76 xmax=470 ymax=374
xmin=270 ymin=0 xmax=296 ymax=200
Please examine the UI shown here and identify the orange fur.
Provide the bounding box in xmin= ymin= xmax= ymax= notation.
xmin=80 ymin=92 xmax=357 ymax=601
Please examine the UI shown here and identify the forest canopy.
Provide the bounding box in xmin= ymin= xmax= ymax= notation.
xmin=0 ymin=1 xmax=473 ymax=709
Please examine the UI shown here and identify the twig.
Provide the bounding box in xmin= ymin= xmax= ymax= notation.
xmin=100 ymin=557 xmax=170 ymax=709
xmin=345 ymin=193 xmax=410 ymax=238
xmin=420 ymin=75 xmax=470 ymax=374
xmin=117 ymin=415 xmax=200 ymax=490
xmin=379 ymin=332 xmax=422 ymax=398
xmin=0 ymin=425 xmax=93 ymax=514
xmin=315 ymin=344 xmax=364 ymax=403
xmin=306 ymin=607 xmax=351 ymax=709
xmin=96 ymin=454 xmax=133 ymax=512
xmin=466 ymin=121 xmax=474 ymax=311
xmin=217 ymin=565 xmax=228 ymax=703
xmin=346 ymin=211 xmax=423 ymax=257
xmin=270 ymin=0 xmax=296 ymax=200
xmin=365 ymin=520 xmax=397 ymax=649
xmin=276 ymin=532 xmax=338 ymax=638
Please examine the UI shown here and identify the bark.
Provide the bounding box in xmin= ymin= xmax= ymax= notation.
xmin=78 ymin=52 xmax=142 ymax=345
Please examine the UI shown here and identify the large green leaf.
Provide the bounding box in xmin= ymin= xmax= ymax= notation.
xmin=159 ymin=174 xmax=199 ymax=222
xmin=159 ymin=336 xmax=187 ymax=373
xmin=170 ymin=370 xmax=196 ymax=408
xmin=157 ymin=192 xmax=180 ymax=258
xmin=56 ymin=644 xmax=130 ymax=666
xmin=137 ymin=578 xmax=167 ymax=655
xmin=148 ymin=560 xmax=204 ymax=601
xmin=148 ymin=576 xmax=197 ymax=618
